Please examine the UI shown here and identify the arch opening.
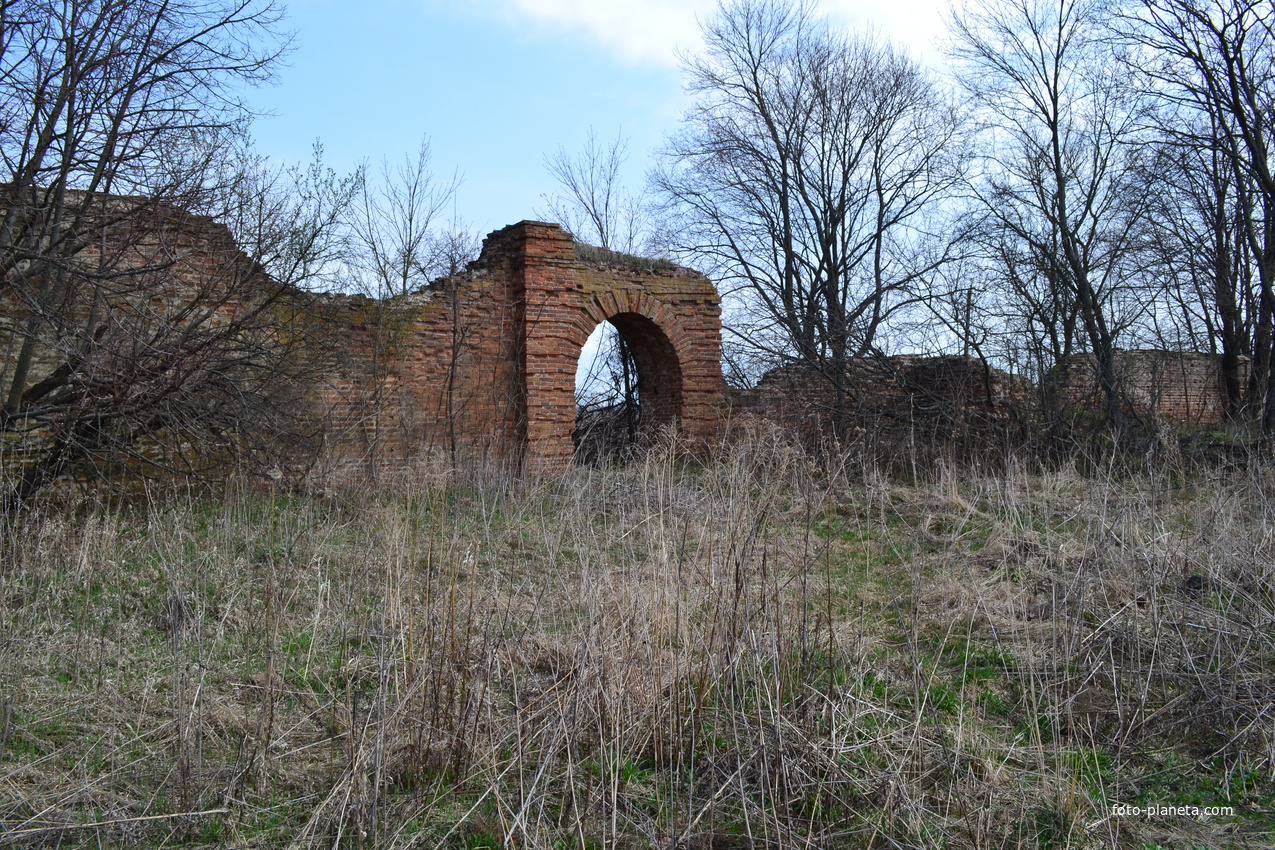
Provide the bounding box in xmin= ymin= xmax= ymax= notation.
xmin=573 ymin=312 xmax=683 ymax=464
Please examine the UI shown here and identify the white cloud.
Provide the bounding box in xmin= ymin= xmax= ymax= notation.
xmin=498 ymin=0 xmax=713 ymax=66
xmin=478 ymin=0 xmax=948 ymax=69
xmin=822 ymin=0 xmax=948 ymax=64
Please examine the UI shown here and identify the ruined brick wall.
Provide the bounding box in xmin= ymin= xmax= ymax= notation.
xmin=1047 ymin=351 xmax=1245 ymax=428
xmin=2 ymin=197 xmax=263 ymax=353
xmin=311 ymin=242 xmax=526 ymax=482
xmin=741 ymin=355 xmax=1028 ymax=434
xmin=4 ymin=210 xmax=725 ymax=489
xmin=13 ymin=196 xmax=1251 ymax=495
xmin=1 ymin=198 xmax=289 ymax=492
xmin=744 ymin=351 xmax=1240 ymax=445
xmin=312 ymin=221 xmax=725 ymax=481
xmin=734 ymin=355 xmax=1031 ymax=467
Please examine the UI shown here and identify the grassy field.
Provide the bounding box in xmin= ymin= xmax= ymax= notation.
xmin=1 ymin=436 xmax=1273 ymax=848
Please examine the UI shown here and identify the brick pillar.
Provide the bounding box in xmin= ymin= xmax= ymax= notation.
xmin=477 ymin=220 xmax=725 ymax=471
xmin=515 ymin=222 xmax=581 ymax=470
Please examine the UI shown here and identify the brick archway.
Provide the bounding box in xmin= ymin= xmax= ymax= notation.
xmin=317 ymin=220 xmax=722 ymax=480
xmin=572 ymin=298 xmax=688 ymax=427
xmin=519 ymin=223 xmax=723 ymax=469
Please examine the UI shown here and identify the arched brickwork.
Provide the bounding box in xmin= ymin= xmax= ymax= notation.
xmin=316 ymin=221 xmax=723 ymax=478
xmin=601 ymin=311 xmax=684 ymax=430
xmin=556 ymin=301 xmax=688 ymax=458
xmin=517 ymin=222 xmax=723 ymax=469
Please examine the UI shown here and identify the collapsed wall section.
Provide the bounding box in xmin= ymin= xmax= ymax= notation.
xmin=739 ymin=355 xmax=1028 ymax=446
xmin=1046 ymin=351 xmax=1246 ymax=428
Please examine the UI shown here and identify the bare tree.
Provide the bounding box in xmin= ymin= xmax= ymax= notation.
xmin=1136 ymin=117 xmax=1257 ymax=415
xmin=343 ymin=140 xmax=479 ymax=472
xmin=1127 ymin=0 xmax=1275 ymax=432
xmin=948 ymin=0 xmax=1154 ymax=432
xmin=0 ymin=0 xmax=286 ymax=287
xmin=538 ymin=130 xmax=650 ymax=457
xmin=0 ymin=0 xmax=361 ymax=508
xmin=348 ymin=139 xmax=463 ymax=298
xmin=654 ymin=0 xmax=964 ymax=421
xmin=539 ymin=129 xmax=650 ymax=255
xmin=221 ymin=142 xmax=359 ymax=293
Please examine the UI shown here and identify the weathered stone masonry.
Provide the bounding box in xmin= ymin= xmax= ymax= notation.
xmin=316 ymin=221 xmax=724 ymax=479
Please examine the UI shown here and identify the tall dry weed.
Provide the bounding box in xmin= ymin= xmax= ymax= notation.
xmin=0 ymin=437 xmax=1271 ymax=847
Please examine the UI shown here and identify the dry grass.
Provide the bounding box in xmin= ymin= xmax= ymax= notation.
xmin=1 ymin=438 xmax=1273 ymax=848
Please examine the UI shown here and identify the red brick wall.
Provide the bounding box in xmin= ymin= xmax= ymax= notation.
xmin=3 ymin=209 xmax=724 ymax=488
xmin=740 ymin=355 xmax=1028 ymax=437
xmin=0 ymin=198 xmax=281 ymax=484
xmin=314 ymin=221 xmax=725 ymax=481
xmin=1047 ymin=351 xmax=1245 ymax=428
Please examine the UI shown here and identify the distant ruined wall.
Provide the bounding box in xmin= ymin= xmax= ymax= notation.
xmin=1046 ymin=351 xmax=1246 ymax=428
xmin=737 ymin=355 xmax=1029 ymax=447
xmin=743 ymin=351 xmax=1241 ymax=446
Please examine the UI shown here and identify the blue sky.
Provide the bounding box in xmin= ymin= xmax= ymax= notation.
xmin=248 ymin=0 xmax=950 ymax=237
